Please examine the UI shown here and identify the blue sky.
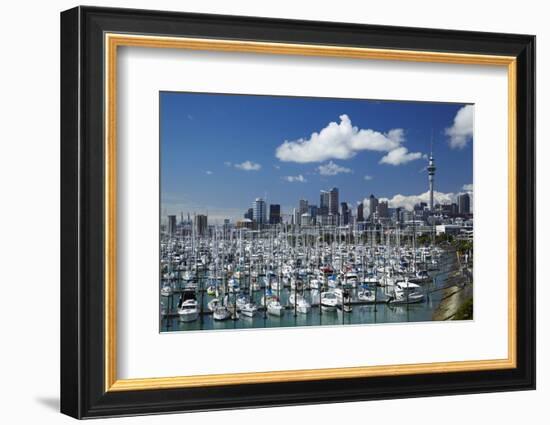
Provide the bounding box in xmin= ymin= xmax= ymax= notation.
xmin=160 ymin=92 xmax=473 ymax=223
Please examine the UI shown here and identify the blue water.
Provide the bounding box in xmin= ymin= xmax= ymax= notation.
xmin=160 ymin=254 xmax=455 ymax=333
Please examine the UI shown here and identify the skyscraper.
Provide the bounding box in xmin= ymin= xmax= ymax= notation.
xmin=328 ymin=187 xmax=339 ymax=216
xmin=244 ymin=208 xmax=253 ymax=220
xmin=299 ymin=199 xmax=309 ymax=215
xmin=368 ymin=194 xmax=379 ymax=220
xmin=458 ymin=193 xmax=471 ymax=214
xmin=253 ymin=198 xmax=267 ymax=224
xmin=308 ymin=205 xmax=318 ymax=224
xmin=168 ymin=215 xmax=177 ymax=235
xmin=357 ymin=203 xmax=364 ymax=222
xmin=340 ymin=202 xmax=350 ymax=225
xmin=319 ymin=190 xmax=330 ymax=216
xmin=269 ymin=204 xmax=281 ymax=225
xmin=195 ymin=214 xmax=208 ymax=236
xmin=377 ymin=201 xmax=389 ymax=218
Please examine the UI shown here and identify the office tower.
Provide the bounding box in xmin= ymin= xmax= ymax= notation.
xmin=244 ymin=208 xmax=254 ymax=220
xmin=368 ymin=194 xmax=379 ymax=219
xmin=299 ymin=199 xmax=309 ymax=215
xmin=357 ymin=203 xmax=364 ymax=222
xmin=458 ymin=193 xmax=471 ymax=214
xmin=328 ymin=187 xmax=339 ymax=215
xmin=377 ymin=201 xmax=389 ymax=218
xmin=195 ymin=214 xmax=208 ymax=236
xmin=253 ymin=198 xmax=267 ymax=224
xmin=319 ymin=190 xmax=330 ymax=216
xmin=308 ymin=205 xmax=318 ymax=224
xmin=168 ymin=215 xmax=177 ymax=235
xmin=269 ymin=204 xmax=281 ymax=225
xmin=341 ymin=202 xmax=349 ymax=225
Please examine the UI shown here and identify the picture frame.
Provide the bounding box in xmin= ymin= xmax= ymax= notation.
xmin=60 ymin=5 xmax=535 ymax=419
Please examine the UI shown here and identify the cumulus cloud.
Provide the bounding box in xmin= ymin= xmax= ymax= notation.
xmin=445 ymin=105 xmax=474 ymax=149
xmin=317 ymin=161 xmax=353 ymax=176
xmin=462 ymin=183 xmax=473 ymax=191
xmin=364 ymin=175 xmax=373 ymax=181
xmin=379 ymin=146 xmax=423 ymax=165
xmin=205 ymin=170 xmax=213 ymax=175
xmin=275 ymin=114 xmax=405 ymax=163
xmin=283 ymin=175 xmax=307 ymax=183
xmin=234 ymin=160 xmax=261 ymax=171
xmin=380 ymin=190 xmax=456 ymax=211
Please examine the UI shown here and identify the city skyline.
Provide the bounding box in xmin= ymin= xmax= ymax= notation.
xmin=161 ymin=92 xmax=473 ymax=223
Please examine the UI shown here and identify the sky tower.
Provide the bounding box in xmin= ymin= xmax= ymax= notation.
xmin=427 ymin=141 xmax=436 ymax=211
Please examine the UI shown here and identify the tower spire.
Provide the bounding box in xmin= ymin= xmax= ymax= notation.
xmin=427 ymin=129 xmax=436 ymax=211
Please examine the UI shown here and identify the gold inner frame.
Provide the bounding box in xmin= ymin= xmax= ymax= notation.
xmin=104 ymin=33 xmax=517 ymax=392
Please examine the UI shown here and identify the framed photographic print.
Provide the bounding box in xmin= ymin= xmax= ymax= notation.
xmin=60 ymin=6 xmax=535 ymax=419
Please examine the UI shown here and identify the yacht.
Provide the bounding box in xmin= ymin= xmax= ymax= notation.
xmin=240 ymin=303 xmax=258 ymax=318
xmin=320 ymin=291 xmax=338 ymax=312
xmin=288 ymin=293 xmax=311 ymax=314
xmin=389 ymin=280 xmax=425 ymax=304
xmin=160 ymin=283 xmax=173 ymax=297
xmin=213 ymin=305 xmax=231 ymax=320
xmin=357 ymin=288 xmax=376 ymax=303
xmin=177 ymin=292 xmax=199 ymax=322
xmin=267 ymin=299 xmax=285 ymax=316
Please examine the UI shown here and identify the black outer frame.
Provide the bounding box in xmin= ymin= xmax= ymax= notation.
xmin=60 ymin=6 xmax=535 ymax=419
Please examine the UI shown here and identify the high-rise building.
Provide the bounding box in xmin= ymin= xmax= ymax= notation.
xmin=377 ymin=201 xmax=389 ymax=218
xmin=368 ymin=194 xmax=379 ymax=220
xmin=244 ymin=208 xmax=253 ymax=220
xmin=357 ymin=203 xmax=364 ymax=222
xmin=195 ymin=214 xmax=208 ymax=236
xmin=299 ymin=199 xmax=309 ymax=215
xmin=168 ymin=215 xmax=177 ymax=235
xmin=458 ymin=193 xmax=471 ymax=214
xmin=308 ymin=205 xmax=318 ymax=224
xmin=292 ymin=208 xmax=301 ymax=226
xmin=253 ymin=198 xmax=267 ymax=224
xmin=328 ymin=187 xmax=339 ymax=216
xmin=319 ymin=190 xmax=330 ymax=216
xmin=269 ymin=204 xmax=281 ymax=225
xmin=340 ymin=202 xmax=350 ymax=225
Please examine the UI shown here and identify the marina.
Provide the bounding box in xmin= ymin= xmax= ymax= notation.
xmin=160 ymin=223 xmax=472 ymax=332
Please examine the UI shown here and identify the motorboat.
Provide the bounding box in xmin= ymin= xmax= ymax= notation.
xmin=320 ymin=291 xmax=338 ymax=312
xmin=267 ymin=299 xmax=285 ymax=316
xmin=288 ymin=293 xmax=311 ymax=314
xmin=177 ymin=292 xmax=199 ymax=322
xmin=389 ymin=280 xmax=425 ymax=304
xmin=240 ymin=303 xmax=258 ymax=318
xmin=160 ymin=283 xmax=173 ymax=297
xmin=357 ymin=288 xmax=376 ymax=303
xmin=213 ymin=305 xmax=231 ymax=320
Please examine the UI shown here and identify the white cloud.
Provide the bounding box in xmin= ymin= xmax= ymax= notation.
xmin=224 ymin=161 xmax=232 ymax=167
xmin=273 ymin=165 xmax=280 ymax=169
xmin=445 ymin=105 xmax=474 ymax=149
xmin=283 ymin=175 xmax=307 ymax=183
xmin=462 ymin=183 xmax=473 ymax=191
xmin=364 ymin=175 xmax=373 ymax=181
xmin=275 ymin=114 xmax=405 ymax=163
xmin=205 ymin=170 xmax=213 ymax=175
xmin=234 ymin=160 xmax=261 ymax=171
xmin=379 ymin=146 xmax=423 ymax=165
xmin=380 ymin=190 xmax=456 ymax=211
xmin=317 ymin=161 xmax=353 ymax=176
